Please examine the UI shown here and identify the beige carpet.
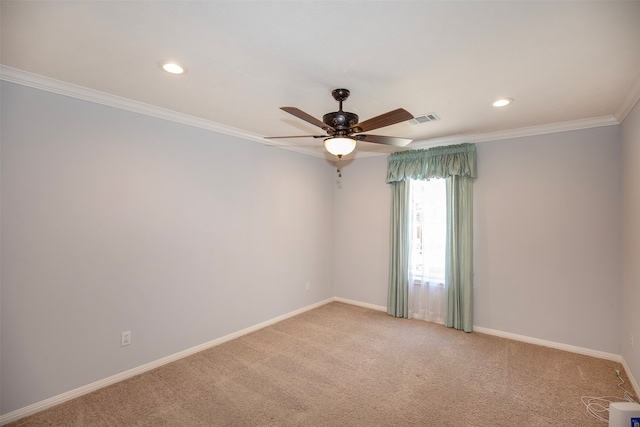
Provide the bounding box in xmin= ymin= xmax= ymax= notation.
xmin=7 ymin=302 xmax=633 ymax=426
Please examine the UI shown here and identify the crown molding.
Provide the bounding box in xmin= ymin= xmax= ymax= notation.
xmin=0 ymin=65 xmax=624 ymax=159
xmin=0 ymin=65 xmax=272 ymax=145
xmin=615 ymin=70 xmax=640 ymax=123
xmin=409 ymin=115 xmax=620 ymax=151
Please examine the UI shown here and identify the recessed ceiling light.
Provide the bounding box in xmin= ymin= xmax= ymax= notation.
xmin=492 ymin=98 xmax=513 ymax=107
xmin=161 ymin=62 xmax=186 ymax=75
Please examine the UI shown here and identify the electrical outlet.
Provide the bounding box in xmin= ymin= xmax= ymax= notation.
xmin=121 ymin=331 xmax=131 ymax=347
xmin=305 ymin=282 xmax=310 ymax=292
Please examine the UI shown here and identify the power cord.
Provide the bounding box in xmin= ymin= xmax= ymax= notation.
xmin=582 ymin=369 xmax=637 ymax=423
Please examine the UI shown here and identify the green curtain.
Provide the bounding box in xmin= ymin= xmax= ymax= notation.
xmin=387 ymin=180 xmax=410 ymax=318
xmin=386 ymin=143 xmax=477 ymax=182
xmin=445 ymin=175 xmax=474 ymax=332
xmin=386 ymin=143 xmax=477 ymax=331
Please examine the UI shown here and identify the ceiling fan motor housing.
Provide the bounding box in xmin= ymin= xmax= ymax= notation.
xmin=324 ymin=88 xmax=360 ymax=135
xmin=323 ymin=111 xmax=359 ymax=134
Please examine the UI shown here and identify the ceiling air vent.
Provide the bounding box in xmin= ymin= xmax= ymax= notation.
xmin=412 ymin=113 xmax=440 ymax=124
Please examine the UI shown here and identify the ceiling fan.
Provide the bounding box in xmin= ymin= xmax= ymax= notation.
xmin=265 ymin=89 xmax=414 ymax=176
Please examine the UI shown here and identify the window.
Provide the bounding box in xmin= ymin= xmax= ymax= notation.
xmin=408 ymin=178 xmax=447 ymax=323
xmin=409 ymin=178 xmax=446 ymax=285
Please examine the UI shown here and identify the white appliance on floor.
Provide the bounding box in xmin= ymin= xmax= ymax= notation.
xmin=609 ymin=402 xmax=640 ymax=427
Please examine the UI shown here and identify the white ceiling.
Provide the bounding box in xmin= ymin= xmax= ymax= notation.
xmin=2 ymin=1 xmax=640 ymax=159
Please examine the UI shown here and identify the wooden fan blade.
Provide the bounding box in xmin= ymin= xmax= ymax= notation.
xmin=355 ymin=134 xmax=412 ymax=147
xmin=264 ymin=135 xmax=326 ymax=139
xmin=354 ymin=108 xmax=414 ymax=133
xmin=281 ymin=107 xmax=333 ymax=130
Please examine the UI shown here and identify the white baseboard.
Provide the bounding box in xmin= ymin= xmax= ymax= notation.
xmin=333 ymin=296 xmax=386 ymax=312
xmin=473 ymin=326 xmax=622 ymax=362
xmin=621 ymin=357 xmax=640 ymax=400
xmin=0 ymin=298 xmax=335 ymax=426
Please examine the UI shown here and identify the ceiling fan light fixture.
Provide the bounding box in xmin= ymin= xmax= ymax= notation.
xmin=324 ymin=137 xmax=356 ymax=156
xmin=492 ymin=98 xmax=513 ymax=107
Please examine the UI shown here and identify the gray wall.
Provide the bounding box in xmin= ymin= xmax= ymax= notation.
xmin=621 ymin=100 xmax=640 ymax=388
xmin=473 ymin=127 xmax=621 ymax=352
xmin=334 ymin=155 xmax=390 ymax=306
xmin=334 ymin=126 xmax=623 ymax=356
xmin=0 ymin=82 xmax=336 ymax=415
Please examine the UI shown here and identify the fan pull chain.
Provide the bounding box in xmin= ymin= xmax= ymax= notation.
xmin=337 ymin=154 xmax=343 ymax=177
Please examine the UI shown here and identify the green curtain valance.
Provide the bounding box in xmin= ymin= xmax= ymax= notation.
xmin=386 ymin=143 xmax=477 ymax=183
